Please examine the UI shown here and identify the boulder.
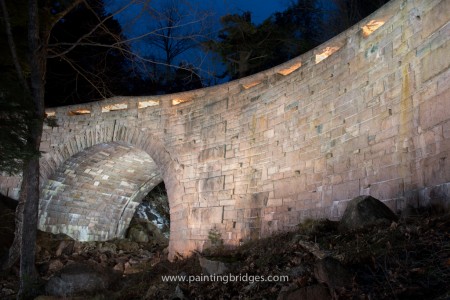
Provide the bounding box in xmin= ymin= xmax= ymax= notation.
xmin=339 ymin=195 xmax=398 ymax=231
xmin=45 ymin=262 xmax=120 ymax=297
xmin=198 ymin=256 xmax=240 ymax=275
xmin=198 ymin=256 xmax=230 ymax=275
xmin=127 ymin=219 xmax=168 ymax=244
xmin=128 ymin=225 xmax=149 ymax=243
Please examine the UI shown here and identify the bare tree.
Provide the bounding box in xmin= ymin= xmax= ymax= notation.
xmin=0 ymin=0 xmax=63 ymax=296
xmin=0 ymin=0 xmax=213 ymax=297
xmin=141 ymin=0 xmax=213 ymax=84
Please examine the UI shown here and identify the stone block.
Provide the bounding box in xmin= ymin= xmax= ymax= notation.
xmin=223 ymin=210 xmax=237 ymax=220
xmin=198 ymin=176 xmax=225 ymax=192
xmin=421 ymin=40 xmax=450 ymax=83
xmin=235 ymin=192 xmax=264 ymax=210
xmin=419 ymin=88 xmax=450 ymax=130
xmin=198 ymin=145 xmax=225 ymax=163
xmin=273 ymin=176 xmax=306 ymax=198
xmin=332 ymin=180 xmax=359 ymax=201
xmin=190 ymin=206 xmax=224 ymax=225
xmin=267 ymin=198 xmax=283 ymax=207
xmin=201 ymin=122 xmax=226 ymax=140
xmin=370 ymin=178 xmax=404 ymax=200
xmin=421 ymin=0 xmax=450 ymax=39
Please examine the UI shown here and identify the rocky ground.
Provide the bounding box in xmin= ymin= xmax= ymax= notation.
xmin=1 ymin=197 xmax=449 ymax=299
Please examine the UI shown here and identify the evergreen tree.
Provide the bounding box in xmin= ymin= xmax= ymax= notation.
xmin=0 ymin=0 xmax=38 ymax=175
xmin=205 ymin=12 xmax=287 ymax=79
xmin=205 ymin=1 xmax=325 ymax=79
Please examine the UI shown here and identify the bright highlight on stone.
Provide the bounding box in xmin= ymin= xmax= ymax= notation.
xmin=277 ymin=62 xmax=302 ymax=76
xmin=315 ymin=46 xmax=340 ymax=64
xmin=138 ymin=99 xmax=159 ymax=108
xmin=69 ymin=109 xmax=91 ymax=115
xmin=102 ymin=103 xmax=128 ymax=112
xmin=242 ymin=80 xmax=262 ymax=89
xmin=172 ymin=98 xmax=190 ymax=105
xmin=361 ymin=20 xmax=385 ymax=37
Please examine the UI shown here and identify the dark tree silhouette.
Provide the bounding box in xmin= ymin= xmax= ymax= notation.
xmin=45 ymin=1 xmax=131 ymax=106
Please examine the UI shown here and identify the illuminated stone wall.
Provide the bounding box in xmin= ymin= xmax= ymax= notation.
xmin=0 ymin=0 xmax=449 ymax=259
xmin=38 ymin=141 xmax=162 ymax=241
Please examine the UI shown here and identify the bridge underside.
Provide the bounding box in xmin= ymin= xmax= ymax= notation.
xmin=38 ymin=141 xmax=163 ymax=241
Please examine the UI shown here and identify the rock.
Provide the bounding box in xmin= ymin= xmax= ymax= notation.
xmin=314 ymin=257 xmax=351 ymax=289
xmin=47 ymin=259 xmax=65 ymax=274
xmin=277 ymin=284 xmax=331 ymax=300
xmin=99 ymin=253 xmax=109 ymax=265
xmin=128 ymin=226 xmax=149 ymax=243
xmin=127 ymin=219 xmax=169 ymax=244
xmin=145 ymin=283 xmax=170 ymax=300
xmin=113 ymin=262 xmax=125 ymax=273
xmin=198 ymin=256 xmax=239 ymax=275
xmin=288 ymin=265 xmax=307 ymax=277
xmin=138 ymin=249 xmax=153 ymax=258
xmin=117 ymin=240 xmax=139 ymax=252
xmin=1 ymin=287 xmax=15 ymax=297
xmin=339 ymin=195 xmax=398 ymax=231
xmin=98 ymin=242 xmax=117 ymax=254
xmin=55 ymin=240 xmax=74 ymax=257
xmin=123 ymin=261 xmax=142 ymax=275
xmin=45 ymin=262 xmax=120 ymax=297
xmin=37 ymin=259 xmax=64 ymax=276
xmin=72 ymin=241 xmax=83 ymax=254
xmin=298 ymin=240 xmax=329 ymax=259
xmin=170 ymin=284 xmax=187 ymax=300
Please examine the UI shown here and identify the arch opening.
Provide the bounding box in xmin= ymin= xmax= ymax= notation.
xmin=38 ymin=141 xmax=165 ymax=242
xmin=128 ymin=181 xmax=170 ymax=244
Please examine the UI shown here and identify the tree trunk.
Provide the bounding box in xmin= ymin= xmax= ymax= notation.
xmin=17 ymin=156 xmax=40 ymax=299
xmin=238 ymin=51 xmax=250 ymax=78
xmin=16 ymin=0 xmax=46 ymax=298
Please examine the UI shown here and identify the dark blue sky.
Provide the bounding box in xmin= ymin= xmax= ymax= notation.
xmin=104 ymin=0 xmax=331 ymax=84
xmin=194 ymin=0 xmax=289 ymax=24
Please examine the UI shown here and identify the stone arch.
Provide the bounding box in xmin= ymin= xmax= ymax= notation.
xmin=1 ymin=0 xmax=448 ymax=262
xmin=38 ymin=141 xmax=164 ymax=240
xmin=38 ymin=124 xmax=187 ymax=259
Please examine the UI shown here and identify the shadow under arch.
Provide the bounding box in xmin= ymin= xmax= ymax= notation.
xmin=38 ymin=124 xmax=187 ymax=260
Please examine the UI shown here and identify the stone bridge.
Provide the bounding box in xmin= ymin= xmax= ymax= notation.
xmin=1 ymin=0 xmax=449 ymax=259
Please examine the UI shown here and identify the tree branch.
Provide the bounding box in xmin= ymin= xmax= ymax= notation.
xmin=0 ymin=0 xmax=29 ymax=92
xmin=47 ymin=0 xmax=136 ymax=59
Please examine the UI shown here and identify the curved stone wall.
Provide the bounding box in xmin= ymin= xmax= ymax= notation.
xmin=0 ymin=0 xmax=449 ymax=259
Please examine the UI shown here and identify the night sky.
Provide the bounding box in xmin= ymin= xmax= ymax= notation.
xmin=193 ymin=0 xmax=289 ymax=24
xmin=104 ymin=0 xmax=291 ymax=81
